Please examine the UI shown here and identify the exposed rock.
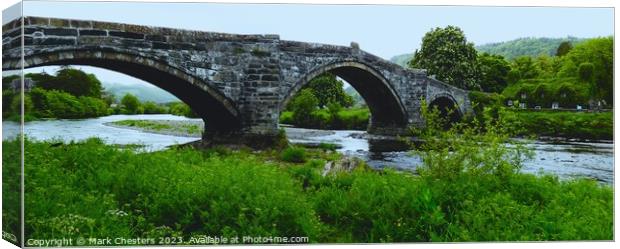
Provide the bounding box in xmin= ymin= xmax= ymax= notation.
xmin=322 ymin=156 xmax=365 ymax=176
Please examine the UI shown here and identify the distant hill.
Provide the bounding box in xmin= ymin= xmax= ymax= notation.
xmin=101 ymin=81 xmax=179 ymax=103
xmin=389 ymin=37 xmax=588 ymax=66
xmin=389 ymin=54 xmax=414 ymax=68
xmin=344 ymin=85 xmax=365 ymax=107
xmin=476 ymin=36 xmax=586 ymax=60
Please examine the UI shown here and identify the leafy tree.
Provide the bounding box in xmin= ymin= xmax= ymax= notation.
xmin=578 ymin=62 xmax=595 ymax=82
xmin=511 ymin=56 xmax=540 ymax=80
xmin=121 ymin=93 xmax=141 ymax=114
xmin=556 ymin=58 xmax=578 ymax=78
xmin=409 ymin=26 xmax=480 ymax=89
xmin=477 ymin=53 xmax=511 ymax=92
xmin=556 ymin=41 xmax=573 ymax=57
xmin=303 ymin=73 xmax=353 ymax=108
xmin=168 ymin=102 xmax=198 ymax=118
xmin=10 ymin=94 xmax=33 ymax=115
xmin=289 ymin=89 xmax=318 ymax=125
xmin=565 ymin=37 xmax=613 ymax=104
xmin=506 ymin=69 xmax=521 ymax=85
xmin=142 ymin=101 xmax=167 ymax=114
xmin=534 ymin=54 xmax=562 ymax=78
xmin=36 ymin=67 xmax=103 ymax=98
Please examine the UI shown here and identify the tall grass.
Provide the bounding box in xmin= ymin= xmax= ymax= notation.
xmin=2 ymin=109 xmax=613 ymax=244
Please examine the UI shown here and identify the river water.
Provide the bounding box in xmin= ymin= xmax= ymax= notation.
xmin=2 ymin=114 xmax=614 ymax=185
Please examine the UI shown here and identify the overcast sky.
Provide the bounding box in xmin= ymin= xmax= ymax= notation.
xmin=5 ymin=1 xmax=615 ymax=89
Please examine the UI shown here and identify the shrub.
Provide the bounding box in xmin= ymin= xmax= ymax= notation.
xmin=142 ymin=101 xmax=168 ymax=114
xmin=290 ymin=89 xmax=319 ymax=125
xmin=280 ymin=146 xmax=307 ymax=163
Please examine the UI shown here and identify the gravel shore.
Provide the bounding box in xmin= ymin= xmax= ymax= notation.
xmin=104 ymin=120 xmax=335 ymax=139
xmin=103 ymin=120 xmax=204 ymax=137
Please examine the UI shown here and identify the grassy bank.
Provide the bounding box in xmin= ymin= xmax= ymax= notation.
xmin=106 ymin=120 xmax=203 ymax=137
xmin=500 ymin=109 xmax=612 ymax=140
xmin=280 ymin=108 xmax=369 ymax=130
xmin=2 ymin=137 xmax=612 ymax=244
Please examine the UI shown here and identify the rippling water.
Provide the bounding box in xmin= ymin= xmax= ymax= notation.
xmin=2 ymin=114 xmax=201 ymax=151
xmin=2 ymin=114 xmax=614 ymax=185
xmin=290 ymin=128 xmax=614 ymax=185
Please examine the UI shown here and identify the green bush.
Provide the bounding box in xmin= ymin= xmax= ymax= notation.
xmin=25 ymin=89 xmax=109 ymax=119
xmin=290 ymin=89 xmax=319 ymax=125
xmin=168 ymin=102 xmax=198 ymax=118
xmin=142 ymin=101 xmax=168 ymax=114
xmin=280 ymin=146 xmax=307 ymax=163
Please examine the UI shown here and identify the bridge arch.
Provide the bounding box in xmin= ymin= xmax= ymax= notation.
xmin=428 ymin=94 xmax=463 ymax=124
xmin=280 ymin=60 xmax=409 ymax=133
xmin=3 ymin=48 xmax=241 ymax=133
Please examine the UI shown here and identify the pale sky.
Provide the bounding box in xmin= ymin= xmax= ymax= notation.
xmin=3 ymin=1 xmax=615 ymax=91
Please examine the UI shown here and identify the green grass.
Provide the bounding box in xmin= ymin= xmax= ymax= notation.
xmin=1 ymin=136 xmax=612 ymax=244
xmin=280 ymin=146 xmax=308 ymax=163
xmin=110 ymin=120 xmax=203 ymax=137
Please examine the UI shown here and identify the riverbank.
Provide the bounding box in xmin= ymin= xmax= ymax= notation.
xmin=104 ymin=119 xmax=338 ymax=140
xmin=3 ymin=137 xmax=612 ymax=243
xmin=7 ymin=115 xmax=612 ymax=184
xmin=501 ymin=109 xmax=613 ymax=141
xmin=104 ymin=119 xmax=204 ymax=137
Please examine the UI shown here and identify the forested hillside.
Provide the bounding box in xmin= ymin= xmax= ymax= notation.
xmin=390 ymin=36 xmax=587 ymax=66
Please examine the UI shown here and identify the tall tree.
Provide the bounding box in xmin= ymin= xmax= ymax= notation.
xmin=477 ymin=53 xmax=511 ymax=93
xmin=121 ymin=93 xmax=140 ymax=114
xmin=37 ymin=67 xmax=103 ymax=98
xmin=409 ymin=26 xmax=481 ymax=90
xmin=303 ymin=73 xmax=353 ymax=108
xmin=511 ymin=56 xmax=540 ymax=80
xmin=565 ymin=37 xmax=613 ymax=105
xmin=556 ymin=41 xmax=573 ymax=57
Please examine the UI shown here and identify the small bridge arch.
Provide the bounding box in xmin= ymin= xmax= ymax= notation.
xmin=428 ymin=94 xmax=463 ymax=124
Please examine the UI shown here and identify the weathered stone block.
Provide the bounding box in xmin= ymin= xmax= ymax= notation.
xmin=34 ymin=37 xmax=75 ymax=46
xmin=49 ymin=19 xmax=70 ymax=27
xmin=44 ymin=28 xmax=78 ymax=36
xmin=78 ymin=29 xmax=107 ymax=36
xmin=108 ymin=31 xmax=144 ymax=40
xmin=26 ymin=17 xmax=47 ymax=26
xmin=70 ymin=20 xmax=92 ymax=29
xmin=92 ymin=21 xmax=124 ymax=31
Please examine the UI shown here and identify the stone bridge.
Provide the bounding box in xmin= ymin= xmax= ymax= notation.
xmin=2 ymin=17 xmax=472 ymax=146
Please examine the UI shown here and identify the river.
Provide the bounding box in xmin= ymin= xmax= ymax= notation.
xmin=2 ymin=114 xmax=614 ymax=185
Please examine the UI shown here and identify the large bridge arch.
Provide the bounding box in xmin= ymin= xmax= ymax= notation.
xmin=2 ymin=48 xmax=242 ymax=134
xmin=280 ymin=60 xmax=409 ymax=133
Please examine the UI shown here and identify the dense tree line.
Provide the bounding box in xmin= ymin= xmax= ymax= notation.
xmin=2 ymin=67 xmax=198 ymax=120
xmin=408 ymin=26 xmax=613 ymax=108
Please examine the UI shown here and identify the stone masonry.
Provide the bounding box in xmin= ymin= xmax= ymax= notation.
xmin=2 ymin=17 xmax=472 ymax=146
